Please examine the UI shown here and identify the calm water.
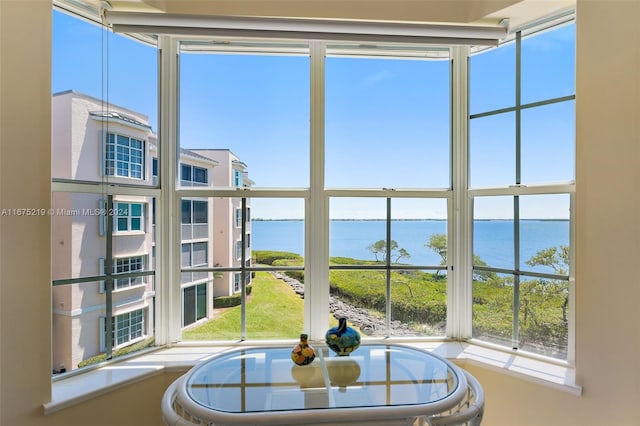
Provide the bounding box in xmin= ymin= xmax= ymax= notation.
xmin=251 ymin=219 xmax=570 ymax=273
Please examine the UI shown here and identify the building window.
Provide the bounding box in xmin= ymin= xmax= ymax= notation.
xmin=183 ymin=283 xmax=207 ymax=327
xmin=234 ymin=273 xmax=241 ymax=293
xmin=181 ymin=163 xmax=208 ymax=185
xmin=103 ymin=309 xmax=146 ymax=348
xmin=114 ymin=202 xmax=144 ymax=232
xmin=114 ymin=255 xmax=146 ymax=289
xmin=234 ymin=208 xmax=242 ymax=228
xmin=182 ymin=200 xmax=207 ymax=224
xmin=233 ymin=170 xmax=243 ymax=187
xmin=235 ymin=240 xmax=243 ymax=261
xmin=152 ymin=157 xmax=158 ymax=176
xmin=104 ymin=133 xmax=144 ymax=179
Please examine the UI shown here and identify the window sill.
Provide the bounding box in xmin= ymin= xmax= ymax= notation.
xmin=44 ymin=341 xmax=581 ymax=415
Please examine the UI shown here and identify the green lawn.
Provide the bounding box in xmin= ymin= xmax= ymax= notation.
xmin=182 ymin=271 xmax=305 ymax=340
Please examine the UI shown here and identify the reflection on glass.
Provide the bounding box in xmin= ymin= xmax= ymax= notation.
xmin=469 ymin=112 xmax=516 ymax=188
xmin=326 ymin=55 xmax=450 ymax=188
xmin=469 ymin=43 xmax=516 ymax=115
xmin=185 ymin=345 xmax=457 ymax=413
xmin=521 ymin=101 xmax=575 ymax=184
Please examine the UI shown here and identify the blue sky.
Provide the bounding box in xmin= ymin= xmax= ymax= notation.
xmin=53 ymin=10 xmax=575 ymax=220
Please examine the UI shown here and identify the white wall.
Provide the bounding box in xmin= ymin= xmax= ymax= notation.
xmin=1 ymin=1 xmax=640 ymax=425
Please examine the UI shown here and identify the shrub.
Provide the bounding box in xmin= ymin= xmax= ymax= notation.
xmin=253 ymin=250 xmax=302 ymax=265
xmin=77 ymin=337 xmax=155 ymax=368
xmin=213 ymin=285 xmax=253 ymax=308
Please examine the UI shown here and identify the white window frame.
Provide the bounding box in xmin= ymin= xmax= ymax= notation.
xmin=113 ymin=202 xmax=145 ymax=233
xmin=100 ymin=308 xmax=147 ymax=351
xmin=103 ymin=132 xmax=145 ymax=179
xmin=155 ymin=20 xmax=574 ymax=359
xmin=113 ymin=255 xmax=146 ymax=290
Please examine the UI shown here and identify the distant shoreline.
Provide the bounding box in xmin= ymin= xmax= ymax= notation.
xmin=252 ymin=218 xmax=569 ymax=222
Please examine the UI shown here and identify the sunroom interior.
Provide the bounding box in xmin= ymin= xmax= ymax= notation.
xmin=1 ymin=0 xmax=639 ymax=425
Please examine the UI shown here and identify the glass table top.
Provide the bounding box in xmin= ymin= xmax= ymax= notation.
xmin=185 ymin=344 xmax=459 ymax=413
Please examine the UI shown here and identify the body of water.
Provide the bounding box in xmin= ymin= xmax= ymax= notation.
xmin=251 ymin=219 xmax=570 ymax=274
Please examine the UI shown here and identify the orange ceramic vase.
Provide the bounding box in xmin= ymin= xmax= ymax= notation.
xmin=291 ymin=333 xmax=316 ymax=366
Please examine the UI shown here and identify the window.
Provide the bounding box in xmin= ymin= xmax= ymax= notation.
xmin=54 ymin=6 xmax=575 ymax=363
xmin=104 ymin=133 xmax=144 ymax=179
xmin=152 ymin=157 xmax=158 ymax=176
xmin=183 ymin=283 xmax=207 ymax=327
xmin=235 ymin=240 xmax=243 ymax=260
xmin=234 ymin=170 xmax=243 ymax=187
xmin=234 ymin=208 xmax=242 ymax=228
xmin=469 ymin=23 xmax=575 ymax=359
xmin=234 ymin=273 xmax=241 ymax=293
xmin=181 ymin=200 xmax=207 ymax=224
xmin=114 ymin=256 xmax=146 ymax=289
xmin=100 ymin=309 xmax=146 ymax=350
xmin=52 ymin=8 xmax=158 ymax=373
xmin=181 ymin=163 xmax=208 ymax=185
xmin=114 ymin=202 xmax=144 ymax=232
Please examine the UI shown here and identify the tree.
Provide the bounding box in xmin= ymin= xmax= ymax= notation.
xmin=525 ymin=245 xmax=569 ymax=275
xmin=367 ymin=239 xmax=411 ymax=263
xmin=425 ymin=233 xmax=447 ymax=267
xmin=425 ymin=233 xmax=494 ymax=281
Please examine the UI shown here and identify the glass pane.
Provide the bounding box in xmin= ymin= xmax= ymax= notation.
xmin=329 ymin=198 xmax=448 ymax=267
xmin=517 ymin=275 xmax=568 ymax=359
xmin=519 ymin=195 xmax=570 ymax=274
xmin=390 ymin=269 xmax=447 ymax=337
xmin=52 ymin=10 xmax=157 ymax=374
xmin=117 ymin=218 xmax=128 ymax=231
xmin=183 ymin=285 xmax=196 ymax=326
xmin=193 ymin=200 xmax=207 ymax=224
xmin=521 ymin=100 xmax=575 ymax=184
xmin=469 ymin=112 xmax=515 ymax=188
xmin=251 ymin=198 xmax=305 ymax=259
xmin=330 ymin=198 xmax=386 ymax=263
xmin=472 ymin=272 xmax=514 ymax=347
xmin=473 ymin=196 xmax=514 ymax=269
xmin=179 ymin=48 xmax=310 ymax=187
xmin=391 ymin=198 xmax=448 ymax=267
xmin=329 ymin=269 xmax=386 ymax=336
xmin=131 ymin=203 xmax=142 ymax=216
xmin=196 ymin=284 xmax=207 ymax=320
xmin=521 ymin=23 xmax=575 ymax=104
xmin=469 ymin=43 xmax=516 ymax=114
xmin=326 ymin=54 xmax=450 ymax=188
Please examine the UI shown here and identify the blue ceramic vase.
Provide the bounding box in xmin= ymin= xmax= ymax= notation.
xmin=325 ymin=317 xmax=360 ymax=356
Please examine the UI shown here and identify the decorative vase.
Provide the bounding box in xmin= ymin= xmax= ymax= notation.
xmin=291 ymin=333 xmax=316 ymax=366
xmin=325 ymin=317 xmax=360 ymax=356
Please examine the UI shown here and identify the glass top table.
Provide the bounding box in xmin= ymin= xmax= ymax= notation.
xmin=165 ymin=344 xmax=469 ymax=425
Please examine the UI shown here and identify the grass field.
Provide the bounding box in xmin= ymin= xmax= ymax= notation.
xmin=182 ymin=271 xmax=306 ymax=340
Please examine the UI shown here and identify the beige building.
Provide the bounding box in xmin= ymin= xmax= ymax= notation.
xmin=2 ymin=1 xmax=640 ymax=426
xmin=51 ymin=91 xmax=251 ymax=371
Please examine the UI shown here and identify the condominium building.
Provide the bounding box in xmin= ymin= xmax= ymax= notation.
xmin=51 ymin=91 xmax=251 ymax=371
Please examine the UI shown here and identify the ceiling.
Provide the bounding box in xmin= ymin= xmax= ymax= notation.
xmin=60 ymin=0 xmax=575 ymax=33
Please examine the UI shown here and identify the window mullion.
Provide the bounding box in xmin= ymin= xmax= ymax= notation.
xmin=158 ymin=35 xmax=181 ymax=345
xmin=451 ymin=45 xmax=473 ymax=339
xmin=307 ymin=40 xmax=329 ymax=341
